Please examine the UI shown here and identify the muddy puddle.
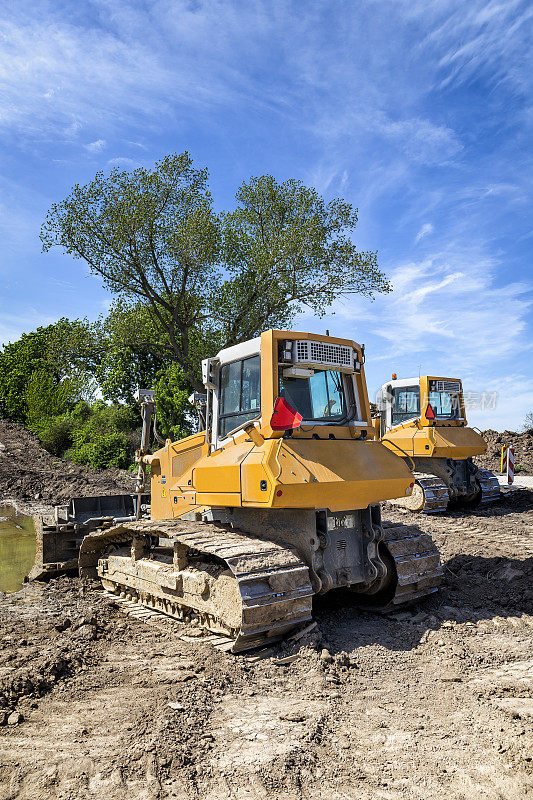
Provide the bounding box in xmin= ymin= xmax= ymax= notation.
xmin=0 ymin=504 xmax=36 ymax=593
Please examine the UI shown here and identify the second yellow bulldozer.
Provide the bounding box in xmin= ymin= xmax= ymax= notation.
xmin=34 ymin=330 xmax=443 ymax=652
xmin=374 ymin=374 xmax=500 ymax=513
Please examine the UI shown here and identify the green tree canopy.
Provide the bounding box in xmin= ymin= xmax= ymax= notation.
xmin=216 ymin=175 xmax=389 ymax=345
xmin=94 ymin=301 xmax=170 ymax=404
xmin=95 ymin=303 xmax=195 ymax=439
xmin=41 ymin=153 xmax=390 ymax=390
xmin=41 ymin=153 xmax=219 ymax=391
xmin=0 ymin=318 xmax=97 ymax=423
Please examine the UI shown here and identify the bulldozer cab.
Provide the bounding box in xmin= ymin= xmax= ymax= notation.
xmin=377 ymin=376 xmax=466 ymax=435
xmin=203 ymin=330 xmax=370 ymax=451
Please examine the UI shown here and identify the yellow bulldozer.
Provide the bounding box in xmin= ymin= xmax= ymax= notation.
xmin=373 ymin=374 xmax=500 ymax=513
xmin=32 ymin=330 xmax=443 ymax=652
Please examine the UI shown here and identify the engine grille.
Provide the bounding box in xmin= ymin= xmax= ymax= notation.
xmin=435 ymin=380 xmax=461 ymax=392
xmin=294 ymin=340 xmax=354 ymax=370
xmin=172 ymin=447 xmax=203 ymax=477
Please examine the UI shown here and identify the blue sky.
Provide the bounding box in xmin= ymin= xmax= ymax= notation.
xmin=0 ymin=0 xmax=531 ymax=429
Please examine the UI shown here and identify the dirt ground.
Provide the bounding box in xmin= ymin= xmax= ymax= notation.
xmin=0 ymin=487 xmax=531 ymax=800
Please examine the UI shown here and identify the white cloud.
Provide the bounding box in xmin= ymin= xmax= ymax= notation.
xmin=375 ymin=117 xmax=462 ymax=165
xmin=411 ymin=0 xmax=533 ymax=94
xmin=297 ymin=244 xmax=532 ymax=428
xmin=0 ymin=0 xmax=529 ymax=156
xmin=85 ymin=138 xmax=106 ymax=153
xmin=339 ymin=253 xmax=531 ymax=367
xmin=415 ymin=223 xmax=434 ymax=243
xmin=462 ymin=371 xmax=533 ymax=431
xmin=0 ymin=2 xmax=285 ymax=143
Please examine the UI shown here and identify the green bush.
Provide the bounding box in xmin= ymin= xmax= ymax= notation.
xmin=1 ymin=318 xmax=194 ymax=471
xmin=25 ymin=370 xmax=78 ymax=431
xmin=36 ymin=414 xmax=76 ymax=456
xmin=62 ymin=401 xmax=140 ymax=470
xmin=67 ymin=431 xmax=130 ymax=470
xmin=24 ymin=396 xmax=141 ymax=470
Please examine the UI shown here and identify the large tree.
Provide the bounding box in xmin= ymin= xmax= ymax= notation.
xmin=41 ymin=153 xmax=390 ymax=390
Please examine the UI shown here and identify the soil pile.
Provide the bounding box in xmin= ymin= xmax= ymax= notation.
xmin=0 ymin=419 xmax=135 ymax=506
xmin=477 ymin=429 xmax=533 ymax=474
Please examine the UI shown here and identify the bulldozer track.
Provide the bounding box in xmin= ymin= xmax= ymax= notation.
xmin=389 ymin=469 xmax=501 ymax=514
xmin=415 ymin=474 xmax=450 ymax=513
xmin=476 ymin=469 xmax=501 ymax=505
xmin=82 ymin=519 xmax=314 ymax=653
xmin=389 ymin=473 xmax=450 ymax=514
xmin=81 ymin=518 xmax=442 ymax=650
xmin=101 ymin=590 xmax=238 ymax=652
xmin=382 ymin=522 xmax=444 ymax=606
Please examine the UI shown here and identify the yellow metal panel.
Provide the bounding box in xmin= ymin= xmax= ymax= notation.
xmin=260 ymin=329 xmax=277 ymax=433
xmin=192 ymin=443 xmax=254 ymax=493
xmin=195 ymin=492 xmax=242 ymax=506
xmin=172 ymin=446 xmax=203 ymax=477
xmin=150 ymin=431 xmax=208 ymax=519
xmin=382 ymin=418 xmax=487 ymax=460
xmin=170 ymin=431 xmax=206 ymax=454
xmin=357 ymin=363 xmax=372 ymax=424
xmin=272 ymin=439 xmax=413 ymax=511
xmin=166 ymin=492 xmax=197 ymax=519
xmin=382 ymin=425 xmax=421 ymax=457
xmin=277 ymin=447 xmax=314 ymax=485
xmin=149 ymin=457 xmax=166 ymax=519
xmin=282 ymin=439 xmax=405 ymax=481
xmin=271 ymin=478 xmax=411 ymax=512
xmin=240 ymin=450 xmax=271 ymax=504
xmin=193 ymin=463 xmax=241 ymax=493
xmin=431 ymin=425 xmax=486 ymax=458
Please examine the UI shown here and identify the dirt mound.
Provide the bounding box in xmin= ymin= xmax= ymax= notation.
xmin=0 ymin=419 xmax=135 ymax=507
xmin=476 ymin=428 xmax=533 ymax=475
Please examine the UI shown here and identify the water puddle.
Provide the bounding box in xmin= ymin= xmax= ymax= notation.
xmin=0 ymin=504 xmax=36 ymax=593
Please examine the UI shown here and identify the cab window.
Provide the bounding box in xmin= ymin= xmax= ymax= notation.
xmin=428 ymin=390 xmax=460 ymax=419
xmin=279 ymin=370 xmax=355 ymax=422
xmin=218 ymin=356 xmax=261 ymax=437
xmin=392 ymin=386 xmax=420 ymax=425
